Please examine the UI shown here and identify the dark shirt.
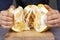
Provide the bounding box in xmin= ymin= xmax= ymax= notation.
xmin=0 ymin=26 xmax=9 ymax=40
xmin=16 ymin=0 xmax=49 ymax=8
xmin=0 ymin=0 xmax=13 ymax=11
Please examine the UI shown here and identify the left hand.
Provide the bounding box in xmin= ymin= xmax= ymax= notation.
xmin=45 ymin=5 xmax=60 ymax=27
xmin=0 ymin=10 xmax=14 ymax=29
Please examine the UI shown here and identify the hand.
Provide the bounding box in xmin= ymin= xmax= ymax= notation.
xmin=0 ymin=10 xmax=14 ymax=29
xmin=0 ymin=5 xmax=15 ymax=29
xmin=44 ymin=5 xmax=60 ymax=27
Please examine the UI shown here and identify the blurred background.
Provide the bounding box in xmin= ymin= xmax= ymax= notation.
xmin=13 ymin=0 xmax=58 ymax=9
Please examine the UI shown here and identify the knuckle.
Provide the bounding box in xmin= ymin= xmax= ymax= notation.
xmin=1 ymin=10 xmax=9 ymax=16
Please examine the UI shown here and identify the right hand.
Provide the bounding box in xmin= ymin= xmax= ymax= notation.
xmin=45 ymin=5 xmax=60 ymax=27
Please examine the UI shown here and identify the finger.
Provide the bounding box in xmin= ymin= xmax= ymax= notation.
xmin=1 ymin=20 xmax=13 ymax=26
xmin=9 ymin=5 xmax=16 ymax=9
xmin=47 ymin=9 xmax=60 ymax=16
xmin=1 ymin=10 xmax=8 ymax=16
xmin=47 ymin=23 xmax=60 ymax=27
xmin=1 ymin=10 xmax=13 ymax=18
xmin=44 ymin=4 xmax=53 ymax=11
xmin=47 ymin=11 xmax=52 ymax=16
xmin=47 ymin=10 xmax=58 ymax=16
xmin=47 ymin=14 xmax=59 ymax=21
xmin=47 ymin=19 xmax=60 ymax=25
xmin=55 ymin=23 xmax=60 ymax=27
xmin=1 ymin=21 xmax=13 ymax=26
xmin=7 ymin=13 xmax=14 ymax=18
xmin=1 ymin=25 xmax=12 ymax=29
xmin=8 ymin=5 xmax=16 ymax=13
xmin=0 ymin=16 xmax=13 ymax=22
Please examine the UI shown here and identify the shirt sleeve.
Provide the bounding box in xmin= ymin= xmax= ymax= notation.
xmin=0 ymin=0 xmax=13 ymax=11
xmin=0 ymin=26 xmax=9 ymax=40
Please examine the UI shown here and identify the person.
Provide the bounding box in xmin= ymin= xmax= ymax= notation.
xmin=0 ymin=0 xmax=60 ymax=40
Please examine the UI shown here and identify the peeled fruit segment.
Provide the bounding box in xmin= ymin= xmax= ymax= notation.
xmin=9 ymin=6 xmax=30 ymax=32
xmin=34 ymin=14 xmax=48 ymax=32
xmin=33 ymin=4 xmax=49 ymax=32
xmin=24 ymin=5 xmax=39 ymax=29
xmin=12 ymin=21 xmax=29 ymax=32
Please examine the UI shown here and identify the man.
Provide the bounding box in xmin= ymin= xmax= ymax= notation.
xmin=0 ymin=0 xmax=60 ymax=40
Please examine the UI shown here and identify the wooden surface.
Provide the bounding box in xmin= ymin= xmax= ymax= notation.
xmin=5 ymin=30 xmax=54 ymax=40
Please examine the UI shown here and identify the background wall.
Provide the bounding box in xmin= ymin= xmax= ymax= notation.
xmin=49 ymin=0 xmax=57 ymax=9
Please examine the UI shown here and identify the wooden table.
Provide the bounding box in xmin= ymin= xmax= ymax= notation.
xmin=5 ymin=30 xmax=54 ymax=40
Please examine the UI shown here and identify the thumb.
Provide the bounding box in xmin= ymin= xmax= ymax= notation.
xmin=8 ymin=5 xmax=16 ymax=12
xmin=9 ymin=5 xmax=16 ymax=9
xmin=44 ymin=4 xmax=53 ymax=11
